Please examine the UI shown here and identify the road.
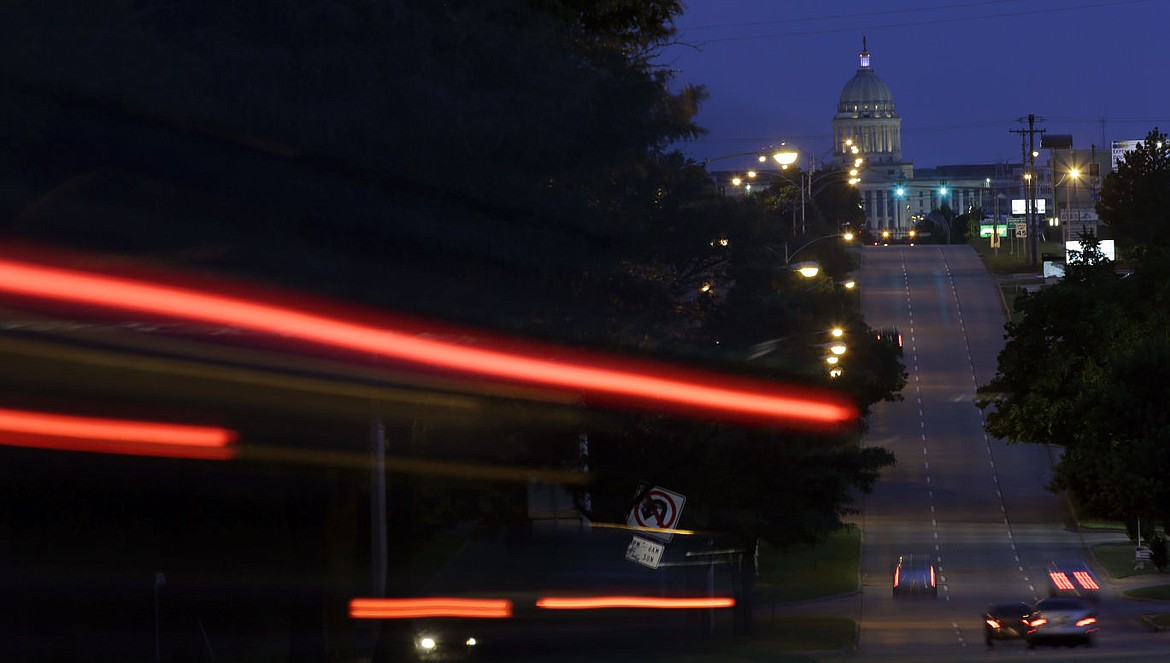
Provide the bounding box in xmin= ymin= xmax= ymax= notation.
xmin=853 ymin=244 xmax=1170 ymax=659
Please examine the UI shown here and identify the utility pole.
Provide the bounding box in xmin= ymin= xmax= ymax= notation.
xmin=1011 ymin=114 xmax=1045 ymax=268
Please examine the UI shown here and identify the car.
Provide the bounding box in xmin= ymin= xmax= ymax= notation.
xmin=892 ymin=554 xmax=937 ymax=597
xmin=412 ymin=620 xmax=481 ymax=660
xmin=982 ymin=601 xmax=1032 ymax=646
xmin=872 ymin=326 xmax=904 ymax=355
xmin=1025 ymin=597 xmax=1098 ymax=649
xmin=1046 ymin=559 xmax=1102 ymax=602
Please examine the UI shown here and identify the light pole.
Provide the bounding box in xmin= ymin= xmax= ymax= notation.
xmin=739 ymin=167 xmax=861 ymax=235
xmin=782 ymin=232 xmax=854 ymax=271
xmin=1062 ymin=168 xmax=1080 ymax=243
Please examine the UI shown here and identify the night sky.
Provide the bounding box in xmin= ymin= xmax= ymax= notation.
xmin=658 ymin=0 xmax=1170 ymax=172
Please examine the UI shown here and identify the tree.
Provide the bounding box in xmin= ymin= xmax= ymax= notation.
xmin=0 ymin=0 xmax=904 ymax=569
xmin=977 ymin=236 xmax=1170 ymax=527
xmin=1097 ymin=128 xmax=1170 ymax=248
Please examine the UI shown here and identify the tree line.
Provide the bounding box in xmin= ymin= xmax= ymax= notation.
xmin=0 ymin=0 xmax=903 ymax=559
xmin=978 ymin=128 xmax=1170 ymax=550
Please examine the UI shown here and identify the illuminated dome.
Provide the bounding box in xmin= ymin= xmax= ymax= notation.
xmin=832 ymin=38 xmax=902 ymax=163
xmin=837 ymin=67 xmax=896 ymax=116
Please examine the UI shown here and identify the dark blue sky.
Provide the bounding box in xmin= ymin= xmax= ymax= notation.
xmin=658 ymin=0 xmax=1169 ymax=172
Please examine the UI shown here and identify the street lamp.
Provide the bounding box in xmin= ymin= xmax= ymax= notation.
xmin=1061 ymin=167 xmax=1080 ymax=242
xmin=740 ymin=167 xmax=861 ymax=235
xmin=783 ymin=232 xmax=855 ymax=271
xmin=792 ymin=261 xmax=820 ymax=278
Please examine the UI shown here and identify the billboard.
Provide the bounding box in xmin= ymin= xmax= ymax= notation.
xmin=1011 ymin=199 xmax=1046 ymax=215
xmin=1112 ymin=139 xmax=1143 ymax=171
xmin=1065 ymin=239 xmax=1116 ymax=263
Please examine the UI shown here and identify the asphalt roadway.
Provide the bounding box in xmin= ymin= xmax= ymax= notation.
xmin=783 ymin=244 xmax=1170 ymax=661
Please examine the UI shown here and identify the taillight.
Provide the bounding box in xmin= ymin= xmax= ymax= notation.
xmin=1073 ymin=571 xmax=1099 ymax=590
xmin=1076 ymin=617 xmax=1097 ymax=627
xmin=893 ymin=567 xmax=901 ymax=586
xmin=929 ymin=566 xmax=936 ymax=587
xmin=1029 ymin=618 xmax=1047 ymax=627
xmin=1049 ymin=571 xmax=1075 ymax=590
xmin=985 ymin=619 xmax=1001 ymax=629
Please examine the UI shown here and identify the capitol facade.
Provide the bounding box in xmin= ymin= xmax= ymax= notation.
xmin=834 ymin=41 xmax=1010 ymax=238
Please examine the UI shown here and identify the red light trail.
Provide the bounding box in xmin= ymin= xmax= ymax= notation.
xmin=0 ymin=257 xmax=858 ymax=430
xmin=535 ymin=596 xmax=735 ymax=610
xmin=349 ymin=598 xmax=513 ymax=619
xmin=347 ymin=595 xmax=735 ymax=619
xmin=0 ymin=407 xmax=236 ymax=460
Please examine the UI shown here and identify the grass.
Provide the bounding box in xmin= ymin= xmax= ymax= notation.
xmin=968 ymin=237 xmax=1066 ymax=276
xmin=967 ymin=237 xmax=1067 ymax=321
xmin=1126 ymin=585 xmax=1170 ymax=601
xmin=1093 ymin=542 xmax=1163 ymax=579
xmin=755 ymin=527 xmax=861 ymax=604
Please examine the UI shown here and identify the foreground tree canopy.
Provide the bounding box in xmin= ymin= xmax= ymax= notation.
xmin=0 ymin=0 xmax=900 ymax=549
xmin=979 ymin=132 xmax=1170 ymax=530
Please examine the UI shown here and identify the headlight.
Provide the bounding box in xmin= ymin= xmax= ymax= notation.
xmin=418 ymin=637 xmax=437 ymax=651
xmin=465 ymin=637 xmax=477 ymax=647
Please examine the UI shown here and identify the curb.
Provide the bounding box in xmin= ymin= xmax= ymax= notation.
xmin=1139 ymin=613 xmax=1170 ymax=632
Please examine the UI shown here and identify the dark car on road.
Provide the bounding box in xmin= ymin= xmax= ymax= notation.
xmin=982 ymin=601 xmax=1031 ymax=646
xmin=872 ymin=326 xmax=904 ymax=355
xmin=892 ymin=554 xmax=937 ymax=597
xmin=1026 ymin=597 xmax=1098 ymax=649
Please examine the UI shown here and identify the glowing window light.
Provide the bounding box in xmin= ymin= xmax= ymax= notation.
xmin=349 ymin=598 xmax=512 ymax=619
xmin=1049 ymin=572 xmax=1075 ymax=591
xmin=0 ymin=257 xmax=858 ymax=430
xmin=1073 ymin=571 xmax=1099 ymax=590
xmin=536 ymin=596 xmax=735 ymax=610
xmin=0 ymin=407 xmax=235 ymax=460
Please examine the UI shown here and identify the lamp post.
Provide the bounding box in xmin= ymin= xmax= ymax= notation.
xmin=1062 ymin=168 xmax=1080 ymax=243
xmin=783 ymin=232 xmax=854 ymax=272
xmin=739 ymin=167 xmax=861 ymax=235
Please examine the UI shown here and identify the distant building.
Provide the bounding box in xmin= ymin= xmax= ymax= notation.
xmin=714 ymin=40 xmax=1127 ymax=244
xmin=832 ymin=39 xmax=913 ymax=232
xmin=831 ymin=42 xmax=1041 ymax=239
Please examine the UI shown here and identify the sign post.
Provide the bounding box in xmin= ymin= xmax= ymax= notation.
xmin=625 ymin=486 xmax=686 ymax=569
xmin=626 ymin=486 xmax=686 ymax=542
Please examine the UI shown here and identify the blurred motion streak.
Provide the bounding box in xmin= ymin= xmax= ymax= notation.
xmin=536 ymin=596 xmax=735 ymax=610
xmin=589 ymin=521 xmax=703 ymax=536
xmin=1050 ymin=572 xmax=1076 ymax=590
xmin=349 ymin=598 xmax=513 ymax=619
xmin=0 ymin=407 xmax=236 ymax=460
xmin=244 ymin=445 xmax=590 ymax=485
xmin=1073 ymin=571 xmax=1099 ymax=590
xmin=0 ymin=256 xmax=858 ymax=430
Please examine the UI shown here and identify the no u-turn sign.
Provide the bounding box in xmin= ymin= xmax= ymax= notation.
xmin=626 ymin=486 xmax=685 ymax=542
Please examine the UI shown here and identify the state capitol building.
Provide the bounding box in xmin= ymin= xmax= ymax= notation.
xmin=833 ymin=39 xmax=993 ymax=236
xmin=714 ymin=40 xmax=1112 ymax=243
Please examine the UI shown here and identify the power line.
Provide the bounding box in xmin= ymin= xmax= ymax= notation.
xmin=691 ymin=0 xmax=1151 ymax=44
xmin=677 ymin=0 xmax=1026 ymax=33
